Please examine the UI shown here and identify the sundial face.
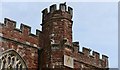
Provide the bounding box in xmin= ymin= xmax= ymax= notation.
xmin=64 ymin=55 xmax=74 ymax=68
xmin=66 ymin=57 xmax=72 ymax=64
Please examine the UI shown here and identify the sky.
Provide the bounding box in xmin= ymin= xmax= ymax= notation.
xmin=0 ymin=2 xmax=118 ymax=68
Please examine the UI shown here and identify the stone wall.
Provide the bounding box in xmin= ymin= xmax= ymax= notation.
xmin=0 ymin=18 xmax=42 ymax=69
xmin=0 ymin=3 xmax=109 ymax=70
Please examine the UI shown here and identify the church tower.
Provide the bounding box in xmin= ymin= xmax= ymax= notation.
xmin=41 ymin=3 xmax=74 ymax=69
xmin=0 ymin=2 xmax=109 ymax=70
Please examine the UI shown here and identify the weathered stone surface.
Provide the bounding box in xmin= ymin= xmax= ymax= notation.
xmin=0 ymin=3 xmax=108 ymax=70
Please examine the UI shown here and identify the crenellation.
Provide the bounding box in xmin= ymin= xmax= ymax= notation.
xmin=42 ymin=3 xmax=73 ymax=21
xmin=0 ymin=3 xmax=109 ymax=69
xmin=82 ymin=47 xmax=91 ymax=56
xmin=102 ymin=55 xmax=108 ymax=68
xmin=3 ymin=21 xmax=42 ymax=37
xmin=50 ymin=4 xmax=57 ymax=13
xmin=72 ymin=42 xmax=79 ymax=47
xmin=92 ymin=51 xmax=100 ymax=59
xmin=36 ymin=29 xmax=41 ymax=36
xmin=42 ymin=8 xmax=48 ymax=21
xmin=1 ymin=18 xmax=42 ymax=48
xmin=74 ymin=47 xmax=108 ymax=68
xmin=92 ymin=51 xmax=100 ymax=67
xmin=59 ymin=3 xmax=66 ymax=12
xmin=20 ymin=24 xmax=31 ymax=35
xmin=68 ymin=6 xmax=73 ymax=17
xmin=73 ymin=42 xmax=79 ymax=53
xmin=89 ymin=55 xmax=95 ymax=64
xmin=102 ymin=55 xmax=108 ymax=61
xmin=4 ymin=18 xmax=16 ymax=28
xmin=42 ymin=8 xmax=48 ymax=15
xmin=78 ymin=51 xmax=84 ymax=61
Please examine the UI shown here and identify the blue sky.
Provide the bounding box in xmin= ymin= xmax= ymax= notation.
xmin=0 ymin=2 xmax=118 ymax=68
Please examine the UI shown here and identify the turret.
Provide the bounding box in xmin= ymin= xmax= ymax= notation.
xmin=41 ymin=3 xmax=73 ymax=45
xmin=41 ymin=3 xmax=73 ymax=68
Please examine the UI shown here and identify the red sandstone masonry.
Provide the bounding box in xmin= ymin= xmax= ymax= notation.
xmin=73 ymin=42 xmax=108 ymax=68
xmin=0 ymin=39 xmax=38 ymax=68
xmin=41 ymin=3 xmax=108 ymax=69
xmin=2 ymin=18 xmax=41 ymax=47
xmin=0 ymin=3 xmax=108 ymax=70
xmin=41 ymin=3 xmax=74 ymax=69
xmin=0 ymin=18 xmax=41 ymax=68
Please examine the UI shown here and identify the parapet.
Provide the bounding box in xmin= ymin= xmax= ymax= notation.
xmin=42 ymin=3 xmax=73 ymax=22
xmin=4 ymin=18 xmax=16 ymax=28
xmin=73 ymin=42 xmax=79 ymax=53
xmin=73 ymin=42 xmax=79 ymax=47
xmin=3 ymin=18 xmax=41 ymax=36
xmin=83 ymin=47 xmax=91 ymax=56
xmin=50 ymin=4 xmax=57 ymax=13
xmin=1 ymin=18 xmax=42 ymax=47
xmin=73 ymin=42 xmax=109 ymax=68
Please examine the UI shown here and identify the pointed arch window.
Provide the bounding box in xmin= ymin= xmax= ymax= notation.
xmin=0 ymin=49 xmax=27 ymax=70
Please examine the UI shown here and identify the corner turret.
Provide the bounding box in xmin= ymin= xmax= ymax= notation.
xmin=41 ymin=3 xmax=74 ymax=68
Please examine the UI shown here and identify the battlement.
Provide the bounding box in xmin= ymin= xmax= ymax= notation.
xmin=42 ymin=3 xmax=73 ymax=22
xmin=1 ymin=18 xmax=42 ymax=47
xmin=42 ymin=3 xmax=73 ymax=16
xmin=0 ymin=3 xmax=109 ymax=69
xmin=73 ymin=42 xmax=108 ymax=68
xmin=3 ymin=18 xmax=41 ymax=36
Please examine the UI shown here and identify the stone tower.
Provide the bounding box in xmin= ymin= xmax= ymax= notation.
xmin=41 ymin=3 xmax=74 ymax=69
xmin=0 ymin=3 xmax=109 ymax=70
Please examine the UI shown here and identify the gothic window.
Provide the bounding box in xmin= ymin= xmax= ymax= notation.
xmin=0 ymin=49 xmax=27 ymax=70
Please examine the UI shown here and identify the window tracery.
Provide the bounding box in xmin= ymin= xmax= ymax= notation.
xmin=0 ymin=49 xmax=27 ymax=70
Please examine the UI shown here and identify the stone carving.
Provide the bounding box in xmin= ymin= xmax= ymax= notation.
xmin=0 ymin=49 xmax=27 ymax=70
